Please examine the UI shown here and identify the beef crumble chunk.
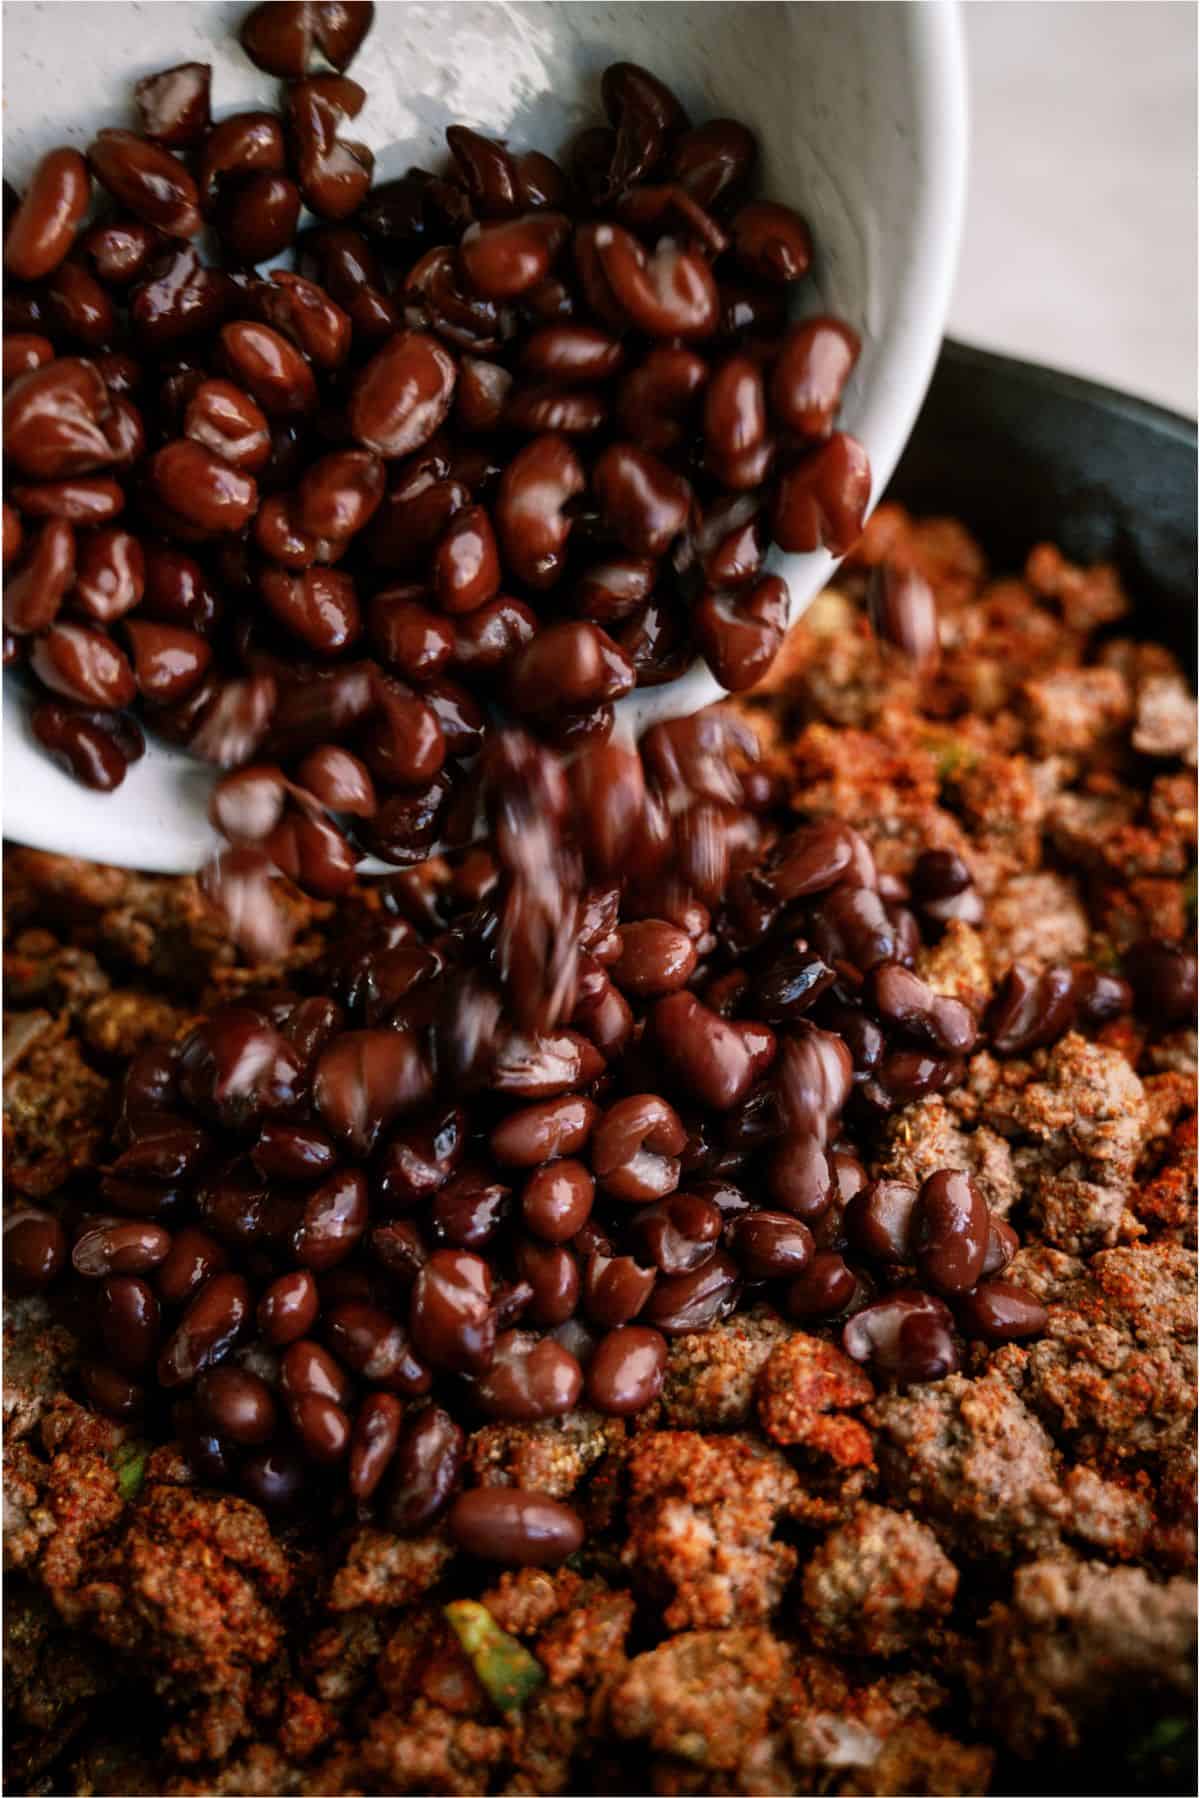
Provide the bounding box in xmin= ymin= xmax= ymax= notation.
xmin=996 ymin=1239 xmax=1197 ymax=1467
xmin=997 ymin=1032 xmax=1149 ymax=1253
xmin=867 ymin=1372 xmax=1065 ymax=1560
xmin=621 ymin=1431 xmax=801 ymax=1629
xmin=802 ymin=1502 xmax=959 ymax=1657
xmin=978 ymin=1559 xmax=1197 ymax=1758
xmin=659 ymin=1306 xmax=795 ymax=1430
xmin=70 ymin=1484 xmax=291 ymax=1765
xmin=464 ymin=1410 xmax=625 ymax=1499
xmin=609 ymin=1626 xmax=790 ymax=1773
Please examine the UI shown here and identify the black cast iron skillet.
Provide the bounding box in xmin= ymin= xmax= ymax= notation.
xmin=891 ymin=339 xmax=1197 ymax=665
xmin=893 ymin=340 xmax=1197 ymax=1797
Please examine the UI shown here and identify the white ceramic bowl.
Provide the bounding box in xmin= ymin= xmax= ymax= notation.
xmin=3 ymin=0 xmax=966 ymax=872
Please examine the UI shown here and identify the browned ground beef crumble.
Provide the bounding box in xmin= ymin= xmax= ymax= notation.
xmin=4 ymin=504 xmax=1196 ymax=1796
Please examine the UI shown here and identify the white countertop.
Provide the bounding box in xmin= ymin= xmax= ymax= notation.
xmin=952 ymin=0 xmax=1197 ymax=416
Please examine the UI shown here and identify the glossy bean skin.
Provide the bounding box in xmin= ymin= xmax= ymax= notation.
xmin=151 ymin=440 xmax=258 ymax=534
xmin=986 ymin=963 xmax=1079 ymax=1055
xmin=642 ymin=1249 xmax=739 ymax=1334
xmin=448 ymin=1487 xmax=583 ymax=1566
xmin=350 ymin=331 xmax=457 ymax=457
xmin=70 ymin=526 xmax=144 ymax=621
xmin=260 ymin=568 xmax=360 ymax=654
xmin=473 ymin=1329 xmax=582 ymax=1420
xmin=196 ymin=1365 xmax=277 ymax=1444
xmin=653 ymin=992 xmax=755 ymax=1111
xmin=88 ymin=130 xmax=201 ymax=237
xmin=349 ymin=1390 xmax=404 ymax=1500
xmin=3 ymin=334 xmax=56 ymax=381
xmin=513 ymin=1237 xmax=579 ymax=1327
xmin=520 ymin=1160 xmax=595 ymax=1242
xmin=731 ymin=200 xmax=812 ymax=282
xmin=867 ymin=563 xmax=940 ymax=669
xmin=6 ymin=148 xmax=91 ymax=281
xmin=586 ymin=1323 xmax=667 ymax=1414
xmin=5 ymin=358 xmax=115 ymax=481
xmin=157 ymin=1272 xmax=252 ymax=1386
xmin=29 ymin=620 xmax=136 ymax=709
xmin=1125 ymin=938 xmax=1198 ymax=1027
xmin=770 ymin=317 xmax=860 ymax=438
xmin=325 ymin=1301 xmax=431 ymax=1393
xmin=288 ymin=76 xmax=374 ymax=221
xmin=582 ymin=1250 xmax=655 ymax=1328
xmin=125 ymin=620 xmax=213 ymax=705
xmin=845 ymin=1179 xmax=919 ymax=1263
xmin=627 ymin=1192 xmax=722 ymax=1275
xmin=460 ymin=212 xmax=570 ymax=300
xmin=4 ymin=1209 xmax=68 ymax=1294
xmin=34 ymin=710 xmax=138 ymax=791
xmin=842 ymin=1289 xmax=959 ymax=1384
xmin=956 ymin=1280 xmax=1047 ymax=1344
xmin=590 ymin=225 xmax=717 ymax=339
xmin=494 ymin=432 xmax=585 ymax=589
xmin=258 ymin=1269 xmax=320 ymax=1345
xmin=383 ymin=1404 xmax=463 ymax=1532
xmin=135 ymin=61 xmax=212 ymax=147
xmin=693 ymin=573 xmax=788 ymax=692
xmin=157 ymin=1226 xmax=228 ymax=1306
xmin=44 ymin=262 xmax=115 ymax=349
xmin=727 ymin=1210 xmax=813 ymax=1280
xmin=592 ymin=1093 xmax=686 ymax=1202
xmin=221 ymin=320 xmax=318 ymax=419
xmin=409 ymin=1248 xmax=495 ymax=1373
xmin=433 ymin=504 xmax=501 ymax=613
xmin=911 ymin=1169 xmax=989 ymax=1297
xmin=593 ymin=442 xmax=692 ymax=557
xmin=610 ymin=920 xmax=696 ymax=997
xmin=4 ymin=517 xmax=75 ymax=633
xmin=97 ymin=1274 xmax=161 ymax=1373
xmin=772 ymin=433 xmax=872 ymax=557
xmin=491 ymin=1095 xmax=598 ymax=1168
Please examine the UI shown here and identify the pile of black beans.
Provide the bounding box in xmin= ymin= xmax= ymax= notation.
xmin=6 ymin=716 xmax=1088 ymax=1564
xmin=4 ymin=0 xmax=871 ymax=960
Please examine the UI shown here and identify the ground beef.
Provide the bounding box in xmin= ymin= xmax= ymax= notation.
xmin=657 ymin=1306 xmax=794 ymax=1430
xmin=362 ymin=1700 xmax=509 ymax=1798
xmin=75 ymin=1485 xmax=290 ymax=1764
xmin=783 ymin=1659 xmax=994 ymax=1798
xmin=755 ymin=1332 xmax=874 ymax=1480
xmin=328 ymin=1527 xmax=455 ymax=1612
xmin=609 ymin=1626 xmax=790 ymax=1773
xmin=2 ymin=1298 xmax=79 ymax=1444
xmin=1132 ymin=673 xmax=1198 ymax=762
xmin=3 ymin=1027 xmax=112 ymax=1195
xmin=1021 ymin=665 xmax=1133 ymax=759
xmin=998 ymin=1240 xmax=1197 ymax=1468
xmin=978 ymin=1559 xmax=1196 ymax=1757
xmin=621 ymin=1432 xmax=801 ymax=1630
xmin=464 ymin=1410 xmax=624 ymax=1498
xmin=868 ymin=1372 xmax=1065 ymax=1560
xmin=914 ymin=918 xmax=992 ymax=1011
xmin=951 ymin=752 xmax=1047 ymax=884
xmin=801 ymin=1502 xmax=959 ymax=1657
xmin=874 ymin=1097 xmax=1020 ymax=1219
xmin=996 ymin=1032 xmax=1149 ymax=1252
xmin=980 ymin=871 xmax=1090 ymax=975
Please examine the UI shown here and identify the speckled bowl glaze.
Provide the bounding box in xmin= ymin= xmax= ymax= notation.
xmin=2 ymin=0 xmax=967 ymax=872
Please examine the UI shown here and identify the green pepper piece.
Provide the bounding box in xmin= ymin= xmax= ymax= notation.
xmin=443 ymin=1600 xmax=545 ymax=1713
xmin=113 ymin=1440 xmax=148 ymax=1502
